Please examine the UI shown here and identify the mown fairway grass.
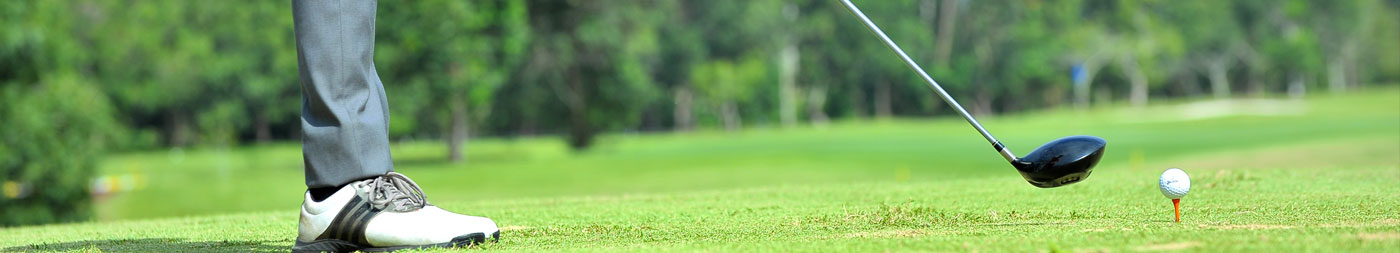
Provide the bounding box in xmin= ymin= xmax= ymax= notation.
xmin=2 ymin=87 xmax=1397 ymax=251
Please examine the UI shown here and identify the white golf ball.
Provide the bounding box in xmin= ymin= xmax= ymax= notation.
xmin=1159 ymin=168 xmax=1191 ymax=199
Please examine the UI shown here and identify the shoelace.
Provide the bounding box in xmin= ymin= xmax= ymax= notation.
xmin=362 ymin=172 xmax=428 ymax=212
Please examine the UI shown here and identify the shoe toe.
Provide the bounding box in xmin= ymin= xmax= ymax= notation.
xmin=363 ymin=206 xmax=499 ymax=247
xmin=428 ymin=206 xmax=498 ymax=237
xmin=463 ymin=214 xmax=499 ymax=235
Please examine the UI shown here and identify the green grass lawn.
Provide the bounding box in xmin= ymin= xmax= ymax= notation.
xmin=2 ymin=88 xmax=1397 ymax=252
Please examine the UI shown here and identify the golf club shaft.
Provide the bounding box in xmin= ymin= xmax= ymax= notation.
xmin=838 ymin=0 xmax=1017 ymax=163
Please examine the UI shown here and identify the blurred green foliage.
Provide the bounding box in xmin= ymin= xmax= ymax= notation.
xmin=4 ymin=0 xmax=1396 ymax=150
xmin=0 ymin=77 xmax=117 ymax=226
xmin=0 ymin=0 xmax=1398 ymax=226
xmin=1 ymin=1 xmax=121 ymax=226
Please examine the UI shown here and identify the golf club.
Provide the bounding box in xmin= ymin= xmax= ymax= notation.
xmin=839 ymin=0 xmax=1107 ymax=188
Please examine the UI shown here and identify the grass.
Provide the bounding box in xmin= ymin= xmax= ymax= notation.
xmin=1 ymin=87 xmax=1397 ymax=252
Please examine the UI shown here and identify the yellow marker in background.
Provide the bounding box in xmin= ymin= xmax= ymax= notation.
xmin=894 ymin=165 xmax=911 ymax=182
xmin=2 ymin=181 xmax=19 ymax=199
xmin=1130 ymin=149 xmax=1145 ymax=170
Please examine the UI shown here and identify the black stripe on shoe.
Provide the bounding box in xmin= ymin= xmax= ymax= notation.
xmin=316 ymin=195 xmax=382 ymax=246
xmin=347 ymin=203 xmax=380 ymax=245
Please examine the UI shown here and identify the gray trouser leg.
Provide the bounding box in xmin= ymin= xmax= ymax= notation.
xmin=293 ymin=0 xmax=393 ymax=188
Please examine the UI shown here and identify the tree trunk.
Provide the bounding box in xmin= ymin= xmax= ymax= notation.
xmin=850 ymin=85 xmax=867 ymax=119
xmin=567 ymin=105 xmax=593 ymax=150
xmin=1327 ymin=56 xmax=1347 ymax=93
xmin=875 ymin=81 xmax=892 ymax=118
xmin=168 ymin=110 xmax=191 ymax=147
xmin=254 ymin=110 xmax=271 ymax=143
xmin=447 ymin=98 xmax=468 ymax=162
xmin=778 ymin=40 xmax=800 ymax=128
xmin=1287 ymin=73 xmax=1306 ymax=99
xmin=1344 ymin=41 xmax=1358 ymax=91
xmin=673 ymin=85 xmax=694 ymax=132
xmin=554 ymin=68 xmax=592 ymax=150
xmin=806 ymin=86 xmax=829 ymax=126
xmin=971 ymin=85 xmax=992 ymax=116
xmin=1120 ymin=54 xmax=1149 ymax=106
xmin=933 ymin=0 xmax=957 ymax=66
xmin=1207 ymin=58 xmax=1231 ymax=98
xmin=719 ymin=101 xmax=741 ymax=132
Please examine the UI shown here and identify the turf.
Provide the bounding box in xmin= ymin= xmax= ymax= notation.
xmin=1 ymin=88 xmax=1397 ymax=252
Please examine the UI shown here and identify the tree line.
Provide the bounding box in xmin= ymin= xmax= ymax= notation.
xmin=2 ymin=0 xmax=1398 ymax=226
xmin=3 ymin=0 xmax=1398 ymax=158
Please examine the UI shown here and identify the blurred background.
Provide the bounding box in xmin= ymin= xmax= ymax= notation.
xmin=2 ymin=0 xmax=1398 ymax=227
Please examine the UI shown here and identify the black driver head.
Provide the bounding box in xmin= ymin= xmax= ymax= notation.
xmin=1011 ymin=135 xmax=1107 ymax=188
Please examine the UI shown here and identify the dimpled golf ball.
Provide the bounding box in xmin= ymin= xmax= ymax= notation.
xmin=1158 ymin=168 xmax=1191 ymax=199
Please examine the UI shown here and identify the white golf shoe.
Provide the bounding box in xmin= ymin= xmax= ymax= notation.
xmin=292 ymin=172 xmax=500 ymax=252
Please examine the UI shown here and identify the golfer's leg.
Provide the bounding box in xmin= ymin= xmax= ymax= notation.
xmin=294 ymin=0 xmax=393 ymax=189
xmin=291 ymin=2 xmax=500 ymax=250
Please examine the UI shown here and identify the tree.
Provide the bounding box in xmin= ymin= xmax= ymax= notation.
xmin=378 ymin=0 xmax=531 ymax=162
xmin=222 ymin=2 xmax=299 ymax=143
xmin=86 ymin=0 xmax=279 ymax=147
xmin=778 ymin=2 xmax=803 ymax=127
xmin=1117 ymin=0 xmax=1186 ymax=106
xmin=521 ymin=0 xmax=662 ymax=150
xmin=1 ymin=0 xmax=122 ymax=226
xmin=691 ymin=56 xmax=769 ymax=131
xmin=1169 ymin=0 xmax=1249 ymax=98
xmin=652 ymin=1 xmax=709 ymax=131
xmin=1302 ymin=0 xmax=1374 ymax=92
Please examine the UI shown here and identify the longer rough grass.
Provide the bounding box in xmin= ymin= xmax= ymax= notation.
xmin=0 ymin=87 xmax=1396 ymax=251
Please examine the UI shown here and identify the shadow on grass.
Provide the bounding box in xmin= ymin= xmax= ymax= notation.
xmin=3 ymin=238 xmax=286 ymax=252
